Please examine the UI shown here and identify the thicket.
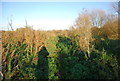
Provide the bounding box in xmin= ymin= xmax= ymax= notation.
xmin=1 ymin=8 xmax=120 ymax=80
xmin=1 ymin=28 xmax=119 ymax=80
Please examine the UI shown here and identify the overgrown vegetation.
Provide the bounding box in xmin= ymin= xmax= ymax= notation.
xmin=1 ymin=7 xmax=120 ymax=80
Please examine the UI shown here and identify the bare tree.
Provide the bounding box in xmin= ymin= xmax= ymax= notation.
xmin=90 ymin=9 xmax=107 ymax=28
xmin=74 ymin=9 xmax=92 ymax=58
xmin=25 ymin=19 xmax=28 ymax=28
xmin=112 ymin=2 xmax=119 ymax=14
xmin=103 ymin=13 xmax=118 ymax=39
xmin=8 ymin=15 xmax=14 ymax=31
xmin=73 ymin=9 xmax=107 ymax=57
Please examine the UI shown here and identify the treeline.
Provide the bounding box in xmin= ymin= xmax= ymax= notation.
xmin=1 ymin=7 xmax=120 ymax=80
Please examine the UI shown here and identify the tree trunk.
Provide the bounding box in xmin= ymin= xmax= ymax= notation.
xmin=35 ymin=45 xmax=38 ymax=53
xmin=87 ymin=40 xmax=90 ymax=58
xmin=31 ymin=44 xmax=33 ymax=53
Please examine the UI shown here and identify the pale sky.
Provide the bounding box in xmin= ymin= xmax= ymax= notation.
xmin=1 ymin=0 xmax=119 ymax=2
xmin=1 ymin=1 xmax=118 ymax=30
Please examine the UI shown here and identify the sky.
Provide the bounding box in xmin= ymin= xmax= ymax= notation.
xmin=1 ymin=2 xmax=117 ymax=30
xmin=1 ymin=0 xmax=119 ymax=2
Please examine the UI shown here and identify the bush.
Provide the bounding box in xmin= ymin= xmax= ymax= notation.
xmin=2 ymin=31 xmax=119 ymax=80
